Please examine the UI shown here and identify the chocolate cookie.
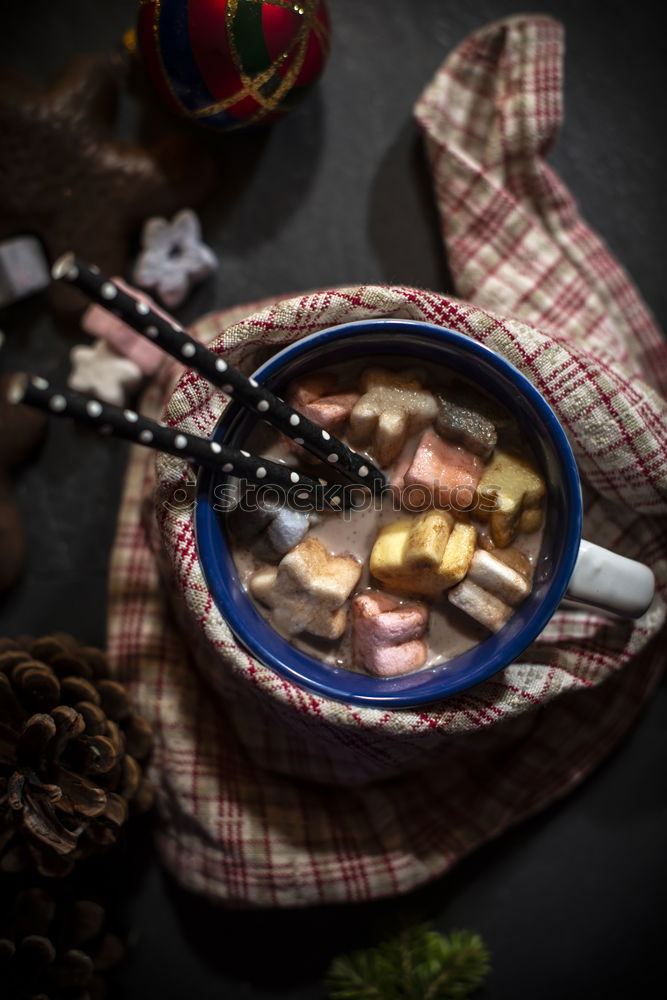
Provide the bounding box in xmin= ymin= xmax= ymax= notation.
xmin=0 ymin=55 xmax=217 ymax=316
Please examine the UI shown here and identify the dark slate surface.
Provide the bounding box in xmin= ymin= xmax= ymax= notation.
xmin=1 ymin=1 xmax=666 ymax=997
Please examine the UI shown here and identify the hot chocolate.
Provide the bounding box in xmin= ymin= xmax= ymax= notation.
xmin=226 ymin=357 xmax=545 ymax=677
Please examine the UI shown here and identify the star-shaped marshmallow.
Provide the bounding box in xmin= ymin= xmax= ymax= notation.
xmin=249 ymin=537 xmax=362 ymax=640
xmin=132 ymin=209 xmax=218 ymax=309
xmin=348 ymin=368 xmax=438 ymax=466
xmin=69 ymin=340 xmax=142 ymax=407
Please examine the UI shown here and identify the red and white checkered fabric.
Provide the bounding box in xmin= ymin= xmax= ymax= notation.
xmin=107 ymin=16 xmax=667 ymax=905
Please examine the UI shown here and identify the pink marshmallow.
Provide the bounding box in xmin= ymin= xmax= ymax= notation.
xmin=81 ymin=278 xmax=169 ymax=376
xmin=287 ymin=373 xmax=338 ymax=407
xmin=370 ymin=641 xmax=431 ymax=677
xmin=352 ymin=591 xmax=428 ymax=677
xmin=390 ymin=454 xmax=434 ymax=511
xmin=298 ymin=392 xmax=360 ymax=434
xmin=285 ymin=376 xmax=359 ymax=464
xmin=404 ymin=429 xmax=483 ymax=510
xmin=389 ymin=455 xmax=410 ymax=497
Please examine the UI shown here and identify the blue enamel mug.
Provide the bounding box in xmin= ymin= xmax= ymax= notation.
xmin=195 ymin=319 xmax=655 ymax=708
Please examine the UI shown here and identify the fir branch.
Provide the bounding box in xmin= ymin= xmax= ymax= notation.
xmin=325 ymin=922 xmax=490 ymax=1000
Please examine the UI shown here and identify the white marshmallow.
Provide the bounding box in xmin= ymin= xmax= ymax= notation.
xmin=448 ymin=579 xmax=512 ymax=633
xmin=466 ymin=549 xmax=530 ymax=606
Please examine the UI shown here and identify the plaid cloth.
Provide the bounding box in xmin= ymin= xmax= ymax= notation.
xmin=107 ymin=16 xmax=667 ymax=905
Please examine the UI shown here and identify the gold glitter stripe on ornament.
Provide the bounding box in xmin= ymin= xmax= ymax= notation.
xmin=236 ymin=0 xmax=314 ymax=17
xmin=123 ymin=27 xmax=138 ymax=54
xmin=194 ymin=0 xmax=300 ymax=115
xmin=310 ymin=8 xmax=331 ymax=50
xmin=233 ymin=30 xmax=309 ymax=118
xmin=193 ymin=0 xmax=316 ymax=118
xmin=249 ymin=0 xmax=309 ymax=14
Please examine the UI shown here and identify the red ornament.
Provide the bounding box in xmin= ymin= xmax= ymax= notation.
xmin=137 ymin=0 xmax=330 ymax=131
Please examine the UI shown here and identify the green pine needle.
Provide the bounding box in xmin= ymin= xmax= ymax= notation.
xmin=324 ymin=922 xmax=490 ymax=1000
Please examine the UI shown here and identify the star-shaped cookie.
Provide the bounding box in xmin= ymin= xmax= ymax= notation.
xmin=0 ymin=55 xmax=217 ymax=316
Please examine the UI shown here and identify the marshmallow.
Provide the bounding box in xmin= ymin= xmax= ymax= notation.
xmin=466 ymin=549 xmax=531 ymax=605
xmin=0 ymin=235 xmax=49 ymax=307
xmin=230 ymin=497 xmax=310 ymax=560
xmin=232 ymin=499 xmax=273 ymax=543
xmin=82 ymin=278 xmax=167 ymax=376
xmin=517 ymin=507 xmax=543 ymax=534
xmin=403 ymin=429 xmax=483 ymax=510
xmin=266 ymin=507 xmax=311 ymax=556
xmin=389 ymin=455 xmax=432 ymax=513
xmin=491 ymin=547 xmax=533 ymax=578
xmin=352 ymin=591 xmax=428 ymax=677
xmin=370 ymin=512 xmax=477 ymax=596
xmin=434 ymin=388 xmax=497 ymax=459
xmin=298 ymin=392 xmax=361 ymax=435
xmin=348 ymin=369 xmax=437 ymax=466
xmin=475 ymin=450 xmax=545 ymax=547
xmin=287 ymin=373 xmax=338 ymax=407
xmin=447 ymin=579 xmax=512 ymax=633
xmin=285 ymin=375 xmax=360 ymax=465
xmin=448 ymin=546 xmax=532 ymax=631
xmin=132 ymin=209 xmax=218 ymax=308
xmin=249 ymin=537 xmax=361 ymax=639
xmin=69 ymin=340 xmax=142 ymax=406
xmin=403 ymin=510 xmax=455 ymax=569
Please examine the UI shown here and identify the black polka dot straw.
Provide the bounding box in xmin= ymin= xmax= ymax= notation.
xmin=51 ymin=253 xmax=386 ymax=495
xmin=7 ymin=375 xmax=352 ymax=513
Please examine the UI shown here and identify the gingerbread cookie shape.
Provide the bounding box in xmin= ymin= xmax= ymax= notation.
xmin=0 ymin=55 xmax=217 ymax=316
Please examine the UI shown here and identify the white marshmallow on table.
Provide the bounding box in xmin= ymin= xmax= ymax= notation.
xmin=132 ymin=208 xmax=218 ymax=309
xmin=0 ymin=235 xmax=50 ymax=307
xmin=448 ymin=548 xmax=532 ymax=632
xmin=69 ymin=340 xmax=143 ymax=406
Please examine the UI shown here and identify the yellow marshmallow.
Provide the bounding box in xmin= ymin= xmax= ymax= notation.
xmin=475 ymin=450 xmax=545 ymax=547
xmin=403 ymin=510 xmax=454 ymax=570
xmin=370 ymin=512 xmax=476 ymax=596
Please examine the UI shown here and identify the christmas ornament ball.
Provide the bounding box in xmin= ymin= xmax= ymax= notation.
xmin=137 ymin=0 xmax=330 ymax=131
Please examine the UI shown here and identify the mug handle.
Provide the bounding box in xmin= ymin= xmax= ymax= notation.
xmin=565 ymin=539 xmax=655 ymax=619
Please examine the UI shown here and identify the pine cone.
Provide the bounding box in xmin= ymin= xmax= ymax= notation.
xmin=0 ymin=884 xmax=124 ymax=1000
xmin=0 ymin=633 xmax=153 ymax=877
